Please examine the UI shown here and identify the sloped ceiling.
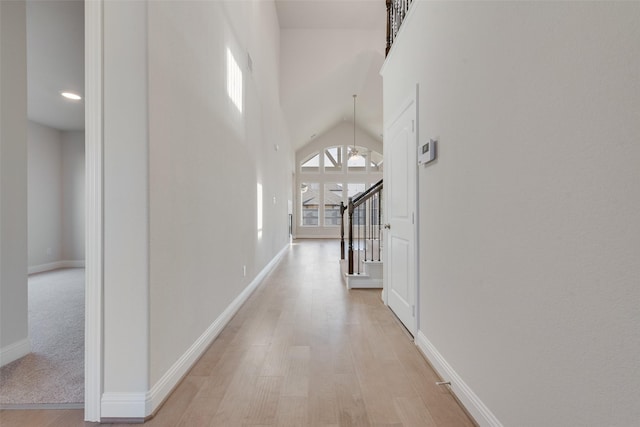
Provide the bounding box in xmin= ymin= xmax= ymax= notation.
xmin=26 ymin=0 xmax=386 ymax=144
xmin=276 ymin=0 xmax=386 ymax=151
xmin=276 ymin=0 xmax=385 ymax=29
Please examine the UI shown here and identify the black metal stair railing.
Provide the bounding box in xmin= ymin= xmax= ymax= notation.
xmin=340 ymin=179 xmax=383 ymax=275
xmin=386 ymin=0 xmax=414 ymax=56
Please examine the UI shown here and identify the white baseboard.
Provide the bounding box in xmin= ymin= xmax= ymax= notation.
xmin=101 ymin=392 xmax=147 ymax=419
xmin=28 ymin=260 xmax=85 ymax=275
xmin=0 ymin=338 xmax=31 ymax=367
xmin=293 ymin=235 xmax=339 ymax=239
xmin=143 ymin=243 xmax=290 ymax=417
xmin=415 ymin=331 xmax=503 ymax=427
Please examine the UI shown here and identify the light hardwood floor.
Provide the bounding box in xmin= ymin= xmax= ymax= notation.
xmin=0 ymin=240 xmax=475 ymax=427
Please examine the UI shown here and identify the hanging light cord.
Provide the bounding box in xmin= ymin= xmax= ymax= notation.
xmin=352 ymin=94 xmax=357 ymax=157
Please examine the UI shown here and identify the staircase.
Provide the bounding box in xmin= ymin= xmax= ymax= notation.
xmin=340 ymin=254 xmax=383 ymax=289
xmin=340 ymin=179 xmax=383 ymax=289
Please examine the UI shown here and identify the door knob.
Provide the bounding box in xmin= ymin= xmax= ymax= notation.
xmin=384 ymin=224 xmax=391 ymax=229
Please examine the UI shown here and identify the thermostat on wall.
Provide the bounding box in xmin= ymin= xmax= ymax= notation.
xmin=418 ymin=138 xmax=437 ymax=165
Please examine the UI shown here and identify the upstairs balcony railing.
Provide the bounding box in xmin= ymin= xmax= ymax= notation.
xmin=386 ymin=0 xmax=413 ymax=56
xmin=340 ymin=179 xmax=383 ymax=275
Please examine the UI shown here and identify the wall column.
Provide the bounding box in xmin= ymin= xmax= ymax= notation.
xmin=100 ymin=0 xmax=150 ymax=419
xmin=0 ymin=0 xmax=29 ymax=367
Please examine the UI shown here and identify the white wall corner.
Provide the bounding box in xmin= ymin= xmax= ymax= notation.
xmin=101 ymin=392 xmax=147 ymax=419
xmin=28 ymin=260 xmax=86 ymax=275
xmin=29 ymin=261 xmax=65 ymax=275
xmin=415 ymin=331 xmax=503 ymax=427
xmin=146 ymin=243 xmax=290 ymax=416
xmin=62 ymin=260 xmax=85 ymax=269
xmin=0 ymin=338 xmax=31 ymax=368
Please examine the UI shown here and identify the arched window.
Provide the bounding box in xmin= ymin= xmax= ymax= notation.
xmin=301 ymin=152 xmax=320 ymax=173
xmin=324 ymin=146 xmax=343 ymax=172
xmin=296 ymin=144 xmax=382 ymax=233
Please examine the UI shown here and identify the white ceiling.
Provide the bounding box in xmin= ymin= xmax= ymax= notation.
xmin=275 ymin=0 xmax=386 ymax=150
xmin=276 ymin=0 xmax=385 ymax=29
xmin=27 ymin=0 xmax=85 ymax=131
xmin=26 ymin=0 xmax=386 ymax=147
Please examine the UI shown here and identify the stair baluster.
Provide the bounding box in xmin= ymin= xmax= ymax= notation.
xmin=341 ymin=179 xmax=383 ymax=277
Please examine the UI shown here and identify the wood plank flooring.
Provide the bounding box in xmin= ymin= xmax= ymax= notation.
xmin=0 ymin=240 xmax=475 ymax=427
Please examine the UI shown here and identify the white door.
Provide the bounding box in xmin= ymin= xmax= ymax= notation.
xmin=384 ymin=94 xmax=417 ymax=336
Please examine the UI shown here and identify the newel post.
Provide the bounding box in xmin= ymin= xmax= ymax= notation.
xmin=348 ymin=197 xmax=355 ymax=275
xmin=340 ymin=201 xmax=346 ymax=260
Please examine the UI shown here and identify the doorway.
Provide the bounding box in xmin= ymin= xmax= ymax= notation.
xmin=383 ymin=88 xmax=418 ymax=336
xmin=0 ymin=0 xmax=86 ymax=410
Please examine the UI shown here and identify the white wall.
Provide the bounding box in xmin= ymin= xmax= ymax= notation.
xmin=27 ymin=121 xmax=62 ymax=267
xmin=147 ymin=0 xmax=292 ymax=385
xmin=61 ymin=130 xmax=85 ymax=261
xmin=98 ymin=0 xmax=293 ymax=417
xmin=27 ymin=122 xmax=85 ymax=272
xmin=280 ymin=28 xmax=382 ymax=104
xmin=0 ymin=0 xmax=29 ymax=366
xmin=102 ymin=0 xmax=150 ymax=405
xmin=382 ymin=2 xmax=640 ymax=426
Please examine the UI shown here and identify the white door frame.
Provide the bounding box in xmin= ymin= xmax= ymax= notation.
xmin=84 ymin=0 xmax=103 ymax=421
xmin=383 ymin=85 xmax=420 ymax=337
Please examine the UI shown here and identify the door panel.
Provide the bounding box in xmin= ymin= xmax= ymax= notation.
xmin=384 ymin=95 xmax=417 ymax=335
xmin=391 ymin=137 xmax=409 ymax=218
xmin=390 ymin=236 xmax=409 ymax=300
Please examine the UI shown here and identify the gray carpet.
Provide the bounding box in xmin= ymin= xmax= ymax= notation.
xmin=0 ymin=268 xmax=84 ymax=406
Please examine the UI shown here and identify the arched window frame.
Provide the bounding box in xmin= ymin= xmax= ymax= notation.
xmin=296 ymin=143 xmax=383 ymax=232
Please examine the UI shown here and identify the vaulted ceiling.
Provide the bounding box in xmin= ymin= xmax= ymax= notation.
xmin=26 ymin=0 xmax=386 ymax=151
xmin=276 ymin=0 xmax=386 ymax=151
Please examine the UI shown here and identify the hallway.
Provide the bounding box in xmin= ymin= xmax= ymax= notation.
xmin=0 ymin=240 xmax=474 ymax=426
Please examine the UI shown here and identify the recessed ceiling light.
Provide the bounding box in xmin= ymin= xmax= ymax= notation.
xmin=61 ymin=92 xmax=82 ymax=101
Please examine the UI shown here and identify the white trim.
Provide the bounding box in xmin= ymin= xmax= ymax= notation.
xmin=294 ymin=235 xmax=340 ymax=240
xmin=101 ymin=392 xmax=146 ymax=419
xmin=413 ymin=83 xmax=421 ymax=336
xmin=344 ymin=275 xmax=383 ymax=289
xmin=382 ymin=87 xmax=419 ymax=337
xmin=28 ymin=260 xmax=85 ymax=275
xmin=84 ymin=0 xmax=104 ymax=422
xmin=0 ymin=338 xmax=31 ymax=367
xmin=415 ymin=331 xmax=503 ymax=427
xmin=144 ymin=243 xmax=290 ymax=417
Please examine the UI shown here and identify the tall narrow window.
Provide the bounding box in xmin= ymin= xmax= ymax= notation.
xmin=300 ymin=183 xmax=320 ymax=226
xmin=324 ymin=183 xmax=343 ymax=226
xmin=347 ymin=183 xmax=366 ymax=199
xmin=257 ymin=183 xmax=263 ymax=235
xmin=227 ymin=48 xmax=243 ymax=112
xmin=347 ymin=183 xmax=366 ymax=225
